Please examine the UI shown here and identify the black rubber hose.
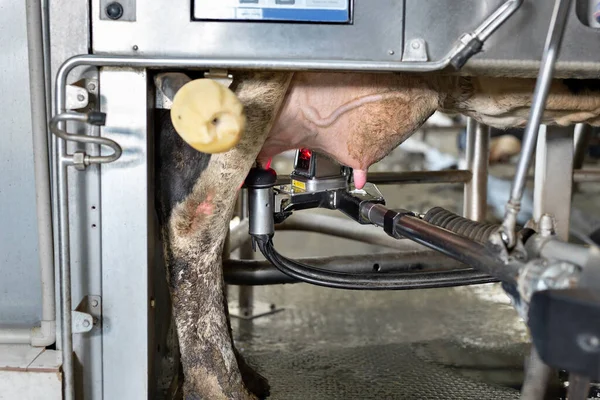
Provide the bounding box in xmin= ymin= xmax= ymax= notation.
xmin=224 ymin=251 xmax=467 ymax=286
xmin=255 ymin=236 xmax=498 ymax=291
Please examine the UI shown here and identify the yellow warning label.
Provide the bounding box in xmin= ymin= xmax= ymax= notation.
xmin=292 ymin=180 xmax=306 ymax=190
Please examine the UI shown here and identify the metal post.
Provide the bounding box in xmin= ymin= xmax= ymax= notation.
xmin=464 ymin=119 xmax=490 ymax=222
xmin=573 ymin=124 xmax=593 ymax=171
xmin=520 ymin=348 xmax=554 ymax=400
xmin=533 ymin=126 xmax=574 ymax=240
xmin=567 ymin=374 xmax=591 ymax=400
xmin=237 ymin=189 xmax=255 ymax=317
xmin=502 ymin=0 xmax=571 ymax=246
xmin=524 ymin=125 xmax=574 ymax=400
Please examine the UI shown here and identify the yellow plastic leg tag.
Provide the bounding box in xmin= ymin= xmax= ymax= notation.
xmin=170 ymin=79 xmax=246 ymax=154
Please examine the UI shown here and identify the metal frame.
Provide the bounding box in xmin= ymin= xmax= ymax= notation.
xmin=90 ymin=0 xmax=521 ymax=67
xmin=51 ymin=11 xmax=524 ymax=388
xmin=43 ymin=1 xmax=600 ymax=398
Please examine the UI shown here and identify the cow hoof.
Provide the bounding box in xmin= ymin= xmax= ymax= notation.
xmin=170 ymin=78 xmax=246 ymax=154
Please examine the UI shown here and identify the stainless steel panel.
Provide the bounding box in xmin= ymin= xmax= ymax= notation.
xmin=91 ymin=0 xmax=403 ymax=62
xmin=0 ymin=0 xmax=42 ymax=326
xmin=99 ymin=68 xmax=153 ymax=400
xmin=406 ymin=0 xmax=600 ymax=77
xmin=49 ymin=1 xmax=105 ymax=398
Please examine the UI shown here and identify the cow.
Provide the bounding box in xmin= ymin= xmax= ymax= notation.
xmin=154 ymin=71 xmax=600 ymax=399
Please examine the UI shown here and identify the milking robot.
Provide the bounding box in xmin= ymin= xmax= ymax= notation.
xmin=2 ymin=0 xmax=600 ymax=399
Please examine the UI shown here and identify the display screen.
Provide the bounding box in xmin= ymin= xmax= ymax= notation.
xmin=193 ymin=0 xmax=351 ymax=23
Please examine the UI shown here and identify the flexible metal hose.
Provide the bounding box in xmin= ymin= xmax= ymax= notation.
xmin=424 ymin=207 xmax=499 ymax=243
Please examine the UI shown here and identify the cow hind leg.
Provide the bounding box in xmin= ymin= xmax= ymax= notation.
xmin=155 ymin=71 xmax=292 ymax=399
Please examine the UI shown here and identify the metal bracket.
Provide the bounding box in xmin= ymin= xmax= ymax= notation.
xmin=402 ymin=39 xmax=429 ymax=62
xmin=204 ymin=69 xmax=234 ymax=88
xmin=74 ymin=295 xmax=102 ymax=333
xmin=66 ymin=84 xmax=89 ymax=110
xmin=72 ymin=311 xmax=94 ymax=334
xmin=228 ymin=300 xmax=284 ymax=320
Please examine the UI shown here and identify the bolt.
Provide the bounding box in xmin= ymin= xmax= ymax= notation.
xmin=87 ymin=82 xmax=97 ymax=91
xmin=270 ymin=303 xmax=276 ymax=311
xmin=578 ymin=334 xmax=600 ymax=353
xmin=83 ymin=320 xmax=91 ymax=328
xmin=411 ymin=40 xmax=421 ymax=49
xmin=388 ymin=50 xmax=395 ymax=55
xmin=132 ymin=45 xmax=139 ymax=51
xmin=105 ymin=2 xmax=124 ymax=20
xmin=91 ymin=299 xmax=99 ymax=307
xmin=150 ymin=298 xmax=156 ymax=308
xmin=539 ymin=214 xmax=555 ymax=237
xmin=77 ymin=94 xmax=85 ymax=102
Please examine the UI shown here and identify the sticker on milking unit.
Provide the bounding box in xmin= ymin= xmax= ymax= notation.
xmin=193 ymin=0 xmax=351 ymax=23
xmin=291 ymin=180 xmax=307 ymax=190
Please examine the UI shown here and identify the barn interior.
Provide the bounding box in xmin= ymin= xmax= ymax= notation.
xmin=2 ymin=1 xmax=600 ymax=399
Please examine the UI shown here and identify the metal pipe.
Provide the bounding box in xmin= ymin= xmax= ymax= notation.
xmin=475 ymin=0 xmax=523 ymax=41
xmin=464 ymin=120 xmax=490 ymax=222
xmin=50 ymin=112 xmax=122 ymax=164
xmin=57 ymin=156 xmax=73 ymax=400
xmin=276 ymin=213 xmax=426 ymax=251
xmin=496 ymin=169 xmax=600 ymax=183
xmin=573 ymin=169 xmax=600 ymax=182
xmin=573 ymin=124 xmax=593 ymax=171
xmin=237 ymin=189 xmax=255 ymax=315
xmin=502 ymin=0 xmax=572 ymax=246
xmin=276 ymin=170 xmax=472 ymax=187
xmin=0 ymin=328 xmax=32 ymax=344
xmin=520 ymin=348 xmax=553 ymax=400
xmin=224 ymin=252 xmax=468 ymax=286
xmin=537 ymin=238 xmax=596 ymax=267
xmin=1 ymin=0 xmax=60 ymax=348
xmin=40 ymin=0 xmax=51 ymax=121
xmin=54 ymin=65 xmax=76 ymax=400
xmin=362 ymin=203 xmax=520 ymax=284
xmin=567 ymin=374 xmax=591 ymax=400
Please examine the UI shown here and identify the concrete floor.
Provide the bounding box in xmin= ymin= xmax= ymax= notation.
xmin=226 ymin=128 xmax=600 ymax=399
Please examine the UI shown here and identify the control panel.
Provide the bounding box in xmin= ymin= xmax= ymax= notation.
xmin=193 ymin=0 xmax=351 ymax=23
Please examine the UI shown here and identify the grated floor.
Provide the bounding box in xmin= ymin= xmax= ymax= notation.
xmin=230 ymin=280 xmax=544 ymax=399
